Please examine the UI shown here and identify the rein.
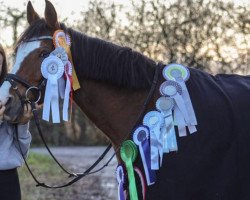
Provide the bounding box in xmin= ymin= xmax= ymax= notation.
xmin=8 ymin=41 xmax=161 ymax=188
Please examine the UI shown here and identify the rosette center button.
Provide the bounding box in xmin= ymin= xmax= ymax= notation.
xmin=47 ymin=63 xmax=58 ymax=74
xmin=149 ymin=116 xmax=159 ymax=126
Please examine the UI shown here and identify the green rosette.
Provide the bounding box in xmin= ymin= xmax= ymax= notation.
xmin=163 ymin=63 xmax=190 ymax=81
xmin=120 ymin=140 xmax=138 ymax=200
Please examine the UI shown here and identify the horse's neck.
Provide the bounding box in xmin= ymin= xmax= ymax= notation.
xmin=73 ymin=80 xmax=149 ymax=148
xmin=69 ymin=28 xmax=157 ymax=149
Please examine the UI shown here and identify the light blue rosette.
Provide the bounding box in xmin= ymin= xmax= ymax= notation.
xmin=156 ymin=97 xmax=178 ymax=152
xmin=143 ymin=111 xmax=164 ymax=170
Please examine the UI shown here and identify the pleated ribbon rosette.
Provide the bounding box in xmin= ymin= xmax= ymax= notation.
xmin=53 ymin=30 xmax=80 ymax=91
xmin=41 ymin=55 xmax=64 ymax=123
xmin=116 ymin=165 xmax=126 ymax=200
xmin=128 ymin=63 xmax=197 ymax=190
xmin=162 ymin=63 xmax=197 ymax=136
xmin=41 ymin=47 xmax=73 ymax=123
xmin=40 ymin=29 xmax=80 ymax=123
xmin=120 ymin=140 xmax=139 ymax=200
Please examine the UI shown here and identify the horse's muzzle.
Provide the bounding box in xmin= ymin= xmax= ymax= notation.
xmin=4 ymin=95 xmax=23 ymax=123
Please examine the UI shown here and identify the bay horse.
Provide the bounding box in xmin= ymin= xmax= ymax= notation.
xmin=0 ymin=1 xmax=250 ymax=199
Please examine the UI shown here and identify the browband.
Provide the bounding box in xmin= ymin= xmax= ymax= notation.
xmin=24 ymin=36 xmax=53 ymax=43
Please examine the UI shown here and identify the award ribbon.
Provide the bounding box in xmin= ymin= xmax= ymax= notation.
xmin=53 ymin=30 xmax=80 ymax=91
xmin=133 ymin=126 xmax=156 ymax=185
xmin=116 ymin=165 xmax=126 ymax=200
xmin=143 ymin=111 xmax=164 ymax=170
xmin=41 ymin=55 xmax=64 ymax=123
xmin=167 ymin=125 xmax=178 ymax=151
xmin=156 ymin=97 xmax=178 ymax=152
xmin=51 ymin=47 xmax=68 ymax=99
xmin=134 ymin=167 xmax=146 ymax=200
xmin=163 ymin=63 xmax=197 ymax=134
xmin=160 ymin=81 xmax=190 ymax=136
xmin=120 ymin=140 xmax=138 ymax=200
xmin=63 ymin=61 xmax=73 ymax=121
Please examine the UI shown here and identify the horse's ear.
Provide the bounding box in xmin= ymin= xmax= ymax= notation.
xmin=27 ymin=1 xmax=40 ymax=25
xmin=44 ymin=0 xmax=59 ymax=29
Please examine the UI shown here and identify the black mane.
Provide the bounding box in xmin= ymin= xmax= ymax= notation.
xmin=16 ymin=19 xmax=157 ymax=89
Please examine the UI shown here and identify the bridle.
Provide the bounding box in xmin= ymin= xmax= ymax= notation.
xmin=5 ymin=73 xmax=45 ymax=105
xmin=5 ymin=35 xmax=162 ymax=189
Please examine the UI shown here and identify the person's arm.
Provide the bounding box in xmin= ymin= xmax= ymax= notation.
xmin=13 ymin=104 xmax=33 ymax=158
xmin=13 ymin=122 xmax=32 ymax=158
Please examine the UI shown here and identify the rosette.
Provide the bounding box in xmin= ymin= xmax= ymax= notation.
xmin=133 ymin=126 xmax=156 ymax=185
xmin=163 ymin=63 xmax=190 ymax=82
xmin=41 ymin=55 xmax=64 ymax=123
xmin=50 ymin=47 xmax=68 ymax=65
xmin=156 ymin=97 xmax=177 ymax=152
xmin=160 ymin=80 xmax=191 ymax=136
xmin=116 ymin=165 xmax=126 ymax=200
xmin=53 ymin=30 xmax=71 ymax=47
xmin=160 ymin=80 xmax=182 ymax=97
xmin=50 ymin=47 xmax=68 ymax=99
xmin=143 ymin=111 xmax=164 ymax=170
xmin=120 ymin=140 xmax=138 ymax=200
xmin=163 ymin=63 xmax=197 ymax=134
xmin=156 ymin=96 xmax=175 ymax=113
xmin=53 ymin=30 xmax=80 ymax=90
xmin=63 ymin=61 xmax=73 ymax=121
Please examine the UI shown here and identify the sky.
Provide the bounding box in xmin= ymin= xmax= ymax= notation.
xmin=0 ymin=0 xmax=131 ymax=46
xmin=0 ymin=0 xmax=249 ymax=46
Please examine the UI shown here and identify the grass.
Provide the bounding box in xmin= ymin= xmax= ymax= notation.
xmin=18 ymin=152 xmax=74 ymax=200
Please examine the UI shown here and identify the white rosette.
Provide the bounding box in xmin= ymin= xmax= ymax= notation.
xmin=156 ymin=97 xmax=178 ymax=152
xmin=63 ymin=61 xmax=73 ymax=121
xmin=51 ymin=47 xmax=68 ymax=99
xmin=51 ymin=47 xmax=68 ymax=64
xmin=41 ymin=55 xmax=64 ymax=123
xmin=143 ymin=111 xmax=164 ymax=170
xmin=163 ymin=63 xmax=197 ymax=134
xmin=160 ymin=80 xmax=190 ymax=137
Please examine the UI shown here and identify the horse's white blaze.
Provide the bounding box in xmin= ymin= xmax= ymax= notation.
xmin=0 ymin=41 xmax=41 ymax=105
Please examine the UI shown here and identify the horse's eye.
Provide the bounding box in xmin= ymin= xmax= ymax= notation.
xmin=39 ymin=51 xmax=50 ymax=59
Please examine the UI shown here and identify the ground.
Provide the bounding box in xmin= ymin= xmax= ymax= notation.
xmin=20 ymin=147 xmax=117 ymax=200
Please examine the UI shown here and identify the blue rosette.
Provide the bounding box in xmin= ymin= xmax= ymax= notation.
xmin=133 ymin=126 xmax=156 ymax=185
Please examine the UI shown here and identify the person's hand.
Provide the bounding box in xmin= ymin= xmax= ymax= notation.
xmin=18 ymin=103 xmax=43 ymax=124
xmin=0 ymin=102 xmax=6 ymax=122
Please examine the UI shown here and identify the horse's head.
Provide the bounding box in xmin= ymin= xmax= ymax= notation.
xmin=0 ymin=0 xmax=60 ymax=123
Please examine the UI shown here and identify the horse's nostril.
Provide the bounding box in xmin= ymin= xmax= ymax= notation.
xmin=5 ymin=98 xmax=10 ymax=106
xmin=5 ymin=96 xmax=14 ymax=106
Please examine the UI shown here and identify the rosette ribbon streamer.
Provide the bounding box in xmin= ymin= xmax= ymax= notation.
xmin=116 ymin=165 xmax=126 ymax=200
xmin=133 ymin=126 xmax=156 ymax=185
xmin=41 ymin=55 xmax=64 ymax=123
xmin=63 ymin=61 xmax=73 ymax=121
xmin=143 ymin=111 xmax=164 ymax=170
xmin=134 ymin=167 xmax=146 ymax=200
xmin=156 ymin=97 xmax=178 ymax=152
xmin=120 ymin=140 xmax=139 ymax=200
xmin=163 ymin=63 xmax=197 ymax=134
